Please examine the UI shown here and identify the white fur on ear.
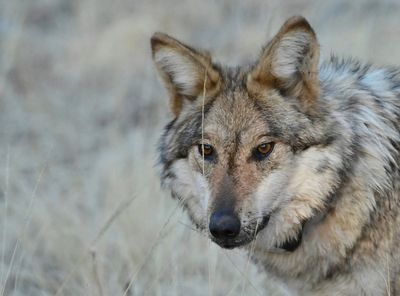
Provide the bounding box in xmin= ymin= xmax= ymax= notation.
xmin=272 ymin=31 xmax=311 ymax=79
xmin=154 ymin=48 xmax=201 ymax=97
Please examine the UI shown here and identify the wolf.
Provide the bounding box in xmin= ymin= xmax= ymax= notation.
xmin=151 ymin=16 xmax=400 ymax=295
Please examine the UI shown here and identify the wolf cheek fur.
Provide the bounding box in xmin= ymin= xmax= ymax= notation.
xmin=151 ymin=16 xmax=400 ymax=295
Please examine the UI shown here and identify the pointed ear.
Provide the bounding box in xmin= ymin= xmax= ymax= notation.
xmin=151 ymin=33 xmax=221 ymax=117
xmin=247 ymin=16 xmax=320 ymax=106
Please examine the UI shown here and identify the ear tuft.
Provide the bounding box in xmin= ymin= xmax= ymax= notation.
xmin=272 ymin=30 xmax=315 ymax=79
xmin=151 ymin=33 xmax=220 ymax=117
xmin=153 ymin=47 xmax=203 ymax=97
xmin=248 ymin=16 xmax=320 ymax=106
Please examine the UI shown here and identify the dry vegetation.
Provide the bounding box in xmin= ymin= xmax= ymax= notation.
xmin=0 ymin=0 xmax=399 ymax=295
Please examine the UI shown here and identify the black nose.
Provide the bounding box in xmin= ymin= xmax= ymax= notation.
xmin=209 ymin=211 xmax=241 ymax=239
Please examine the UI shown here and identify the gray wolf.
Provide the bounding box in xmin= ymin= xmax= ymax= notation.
xmin=151 ymin=16 xmax=400 ymax=295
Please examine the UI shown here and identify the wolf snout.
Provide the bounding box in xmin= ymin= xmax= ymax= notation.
xmin=209 ymin=211 xmax=241 ymax=239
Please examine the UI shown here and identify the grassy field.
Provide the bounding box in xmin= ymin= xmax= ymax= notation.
xmin=0 ymin=0 xmax=399 ymax=295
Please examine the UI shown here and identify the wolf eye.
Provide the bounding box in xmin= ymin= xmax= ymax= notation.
xmin=257 ymin=143 xmax=274 ymax=154
xmin=253 ymin=142 xmax=275 ymax=160
xmin=198 ymin=144 xmax=214 ymax=158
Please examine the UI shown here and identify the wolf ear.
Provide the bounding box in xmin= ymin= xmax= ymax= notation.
xmin=247 ymin=16 xmax=320 ymax=106
xmin=151 ymin=33 xmax=221 ymax=117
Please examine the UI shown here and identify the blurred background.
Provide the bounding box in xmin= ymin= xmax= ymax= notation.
xmin=0 ymin=0 xmax=399 ymax=295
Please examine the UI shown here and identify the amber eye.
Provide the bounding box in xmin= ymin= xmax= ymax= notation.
xmin=198 ymin=144 xmax=214 ymax=158
xmin=257 ymin=143 xmax=273 ymax=154
xmin=254 ymin=142 xmax=275 ymax=160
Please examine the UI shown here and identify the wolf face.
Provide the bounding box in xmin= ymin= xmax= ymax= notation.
xmin=152 ymin=16 xmax=350 ymax=251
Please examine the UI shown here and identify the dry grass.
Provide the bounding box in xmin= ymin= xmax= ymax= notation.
xmin=0 ymin=0 xmax=399 ymax=295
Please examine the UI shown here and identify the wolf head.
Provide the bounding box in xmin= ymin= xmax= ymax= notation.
xmin=151 ymin=16 xmax=347 ymax=252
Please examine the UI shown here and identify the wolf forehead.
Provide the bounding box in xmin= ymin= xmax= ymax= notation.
xmin=160 ymin=69 xmax=331 ymax=156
